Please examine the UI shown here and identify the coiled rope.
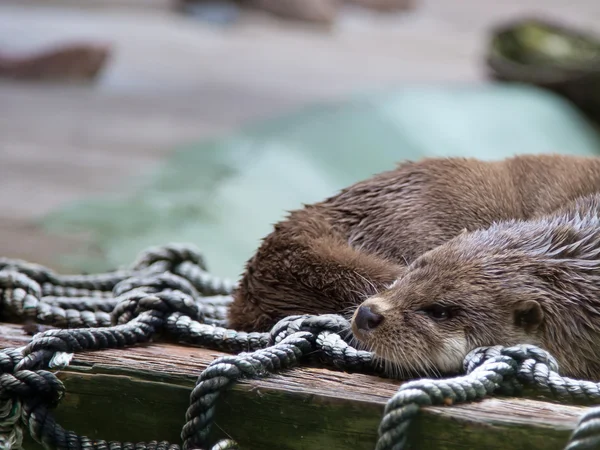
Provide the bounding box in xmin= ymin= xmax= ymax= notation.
xmin=0 ymin=244 xmax=598 ymax=450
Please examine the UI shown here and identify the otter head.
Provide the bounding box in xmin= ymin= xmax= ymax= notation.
xmin=350 ymin=229 xmax=546 ymax=377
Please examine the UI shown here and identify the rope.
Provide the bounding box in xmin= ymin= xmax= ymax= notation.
xmin=375 ymin=345 xmax=600 ymax=450
xmin=0 ymin=398 xmax=23 ymax=450
xmin=566 ymin=407 xmax=600 ymax=450
xmin=0 ymin=243 xmax=598 ymax=450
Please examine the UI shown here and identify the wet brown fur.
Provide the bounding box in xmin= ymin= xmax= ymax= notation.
xmin=229 ymin=153 xmax=600 ymax=378
xmin=356 ymin=193 xmax=600 ymax=379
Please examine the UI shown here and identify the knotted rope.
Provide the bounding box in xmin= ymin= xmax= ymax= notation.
xmin=0 ymin=244 xmax=598 ymax=450
xmin=376 ymin=345 xmax=600 ymax=450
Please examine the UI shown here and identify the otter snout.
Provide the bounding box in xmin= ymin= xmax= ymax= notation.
xmin=351 ymin=298 xmax=387 ymax=340
xmin=354 ymin=305 xmax=384 ymax=332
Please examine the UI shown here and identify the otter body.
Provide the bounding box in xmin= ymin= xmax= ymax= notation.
xmin=229 ymin=153 xmax=600 ymax=378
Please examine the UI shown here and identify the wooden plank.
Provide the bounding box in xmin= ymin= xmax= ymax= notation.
xmin=0 ymin=323 xmax=585 ymax=450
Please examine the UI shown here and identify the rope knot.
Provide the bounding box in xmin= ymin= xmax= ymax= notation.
xmin=0 ymin=369 xmax=65 ymax=406
xmin=112 ymin=272 xmax=201 ymax=325
xmin=113 ymin=272 xmax=199 ymax=298
xmin=0 ymin=349 xmax=65 ymax=407
xmin=132 ymin=244 xmax=207 ymax=272
xmin=315 ymin=331 xmax=378 ymax=372
xmin=0 ymin=350 xmax=23 ymax=375
xmin=112 ymin=289 xmax=200 ymax=325
xmin=500 ymin=344 xmax=560 ymax=372
xmin=465 ymin=344 xmax=559 ymax=375
xmin=269 ymin=314 xmax=350 ymax=344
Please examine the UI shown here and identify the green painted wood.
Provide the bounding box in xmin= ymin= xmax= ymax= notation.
xmin=20 ymin=364 xmax=581 ymax=450
xmin=1 ymin=323 xmax=585 ymax=450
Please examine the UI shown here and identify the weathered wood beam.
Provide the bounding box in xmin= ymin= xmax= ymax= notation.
xmin=0 ymin=323 xmax=585 ymax=450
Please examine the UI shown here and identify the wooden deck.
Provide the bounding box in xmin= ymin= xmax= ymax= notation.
xmin=1 ymin=323 xmax=587 ymax=450
xmin=1 ymin=0 xmax=600 ymax=270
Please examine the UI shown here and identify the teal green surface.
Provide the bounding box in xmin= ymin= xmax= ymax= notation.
xmin=41 ymin=84 xmax=600 ymax=279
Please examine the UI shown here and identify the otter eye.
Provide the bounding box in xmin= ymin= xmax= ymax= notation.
xmin=420 ymin=304 xmax=452 ymax=321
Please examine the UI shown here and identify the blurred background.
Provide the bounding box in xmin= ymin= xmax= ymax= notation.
xmin=1 ymin=0 xmax=600 ymax=280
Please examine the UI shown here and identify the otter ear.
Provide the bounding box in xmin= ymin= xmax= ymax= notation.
xmin=513 ymin=300 xmax=544 ymax=332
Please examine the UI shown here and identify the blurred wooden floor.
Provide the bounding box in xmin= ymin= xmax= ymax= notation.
xmin=1 ymin=0 xmax=599 ymax=270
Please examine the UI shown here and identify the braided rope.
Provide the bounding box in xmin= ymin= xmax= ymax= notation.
xmin=0 ymin=243 xmax=599 ymax=450
xmin=0 ymin=398 xmax=23 ymax=450
xmin=566 ymin=407 xmax=600 ymax=450
xmin=376 ymin=345 xmax=600 ymax=450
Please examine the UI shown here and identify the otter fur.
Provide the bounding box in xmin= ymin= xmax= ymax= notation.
xmin=354 ymin=193 xmax=600 ymax=379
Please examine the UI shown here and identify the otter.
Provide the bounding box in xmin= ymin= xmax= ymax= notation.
xmin=229 ymin=154 xmax=600 ymax=334
xmin=353 ymin=193 xmax=600 ymax=379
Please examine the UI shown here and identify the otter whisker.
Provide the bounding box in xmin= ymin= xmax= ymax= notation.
xmin=414 ymin=347 xmax=435 ymax=376
xmin=348 ymin=334 xmax=363 ymax=351
xmin=340 ymin=305 xmax=359 ymax=320
xmin=381 ymin=344 xmax=398 ymax=379
xmin=346 ymin=287 xmax=374 ymax=303
xmin=340 ymin=304 xmax=358 ymax=313
xmin=421 ymin=344 xmax=443 ymax=377
xmin=420 ymin=351 xmax=442 ymax=378
xmin=339 ymin=325 xmax=352 ymax=335
xmin=353 ymin=270 xmax=378 ymax=295
xmin=386 ymin=342 xmax=412 ymax=380
xmin=375 ymin=345 xmax=400 ymax=379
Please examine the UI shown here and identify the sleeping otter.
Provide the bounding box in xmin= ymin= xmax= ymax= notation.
xmin=353 ymin=193 xmax=600 ymax=379
xmin=228 ymin=153 xmax=600 ymax=377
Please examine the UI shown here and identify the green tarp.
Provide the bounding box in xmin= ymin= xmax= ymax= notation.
xmin=42 ymin=84 xmax=600 ymax=279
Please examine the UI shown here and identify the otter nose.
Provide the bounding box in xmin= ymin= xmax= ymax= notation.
xmin=354 ymin=305 xmax=384 ymax=332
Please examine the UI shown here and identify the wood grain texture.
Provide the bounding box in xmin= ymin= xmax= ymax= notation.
xmin=0 ymin=323 xmax=586 ymax=450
